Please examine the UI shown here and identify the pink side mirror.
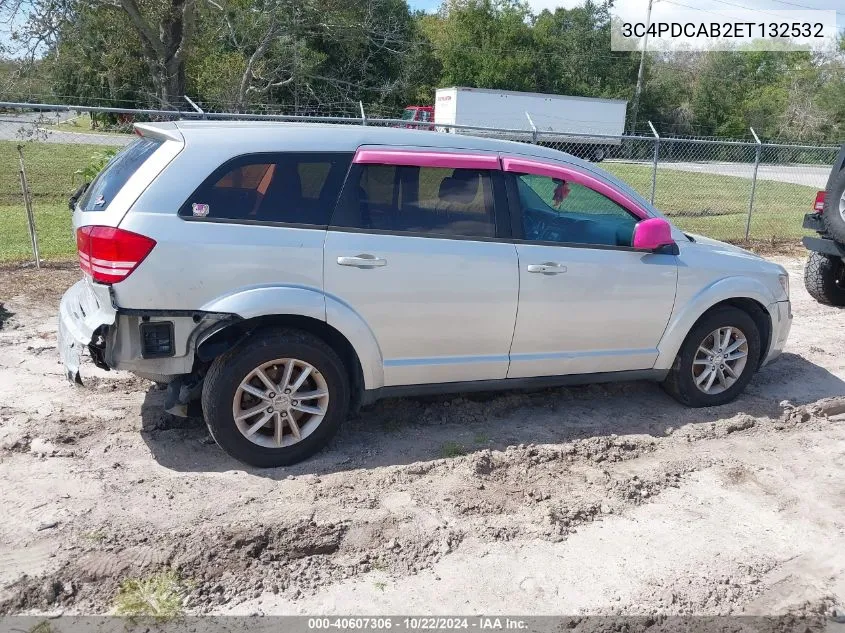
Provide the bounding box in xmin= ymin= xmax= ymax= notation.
xmin=632 ymin=217 xmax=676 ymax=252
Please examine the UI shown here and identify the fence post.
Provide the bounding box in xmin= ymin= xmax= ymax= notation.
xmin=359 ymin=101 xmax=367 ymax=126
xmin=647 ymin=121 xmax=660 ymax=205
xmin=525 ymin=112 xmax=537 ymax=144
xmin=183 ymin=95 xmax=205 ymax=119
xmin=17 ymin=145 xmax=40 ymax=268
xmin=744 ymin=127 xmax=762 ymax=242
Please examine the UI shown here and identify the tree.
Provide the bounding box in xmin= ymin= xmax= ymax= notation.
xmin=189 ymin=0 xmax=418 ymax=113
xmin=2 ymin=0 xmax=196 ymax=106
xmin=43 ymin=4 xmax=152 ymax=106
xmin=433 ymin=0 xmax=536 ymax=94
xmin=532 ymin=1 xmax=638 ymax=100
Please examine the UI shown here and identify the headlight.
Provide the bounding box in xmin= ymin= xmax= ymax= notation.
xmin=778 ymin=273 xmax=789 ymax=298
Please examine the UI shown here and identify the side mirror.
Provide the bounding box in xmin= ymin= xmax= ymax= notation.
xmin=632 ymin=217 xmax=677 ymax=254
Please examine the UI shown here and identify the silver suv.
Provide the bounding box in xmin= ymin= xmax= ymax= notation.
xmin=58 ymin=122 xmax=792 ymax=467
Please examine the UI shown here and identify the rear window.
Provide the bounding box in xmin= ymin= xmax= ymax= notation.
xmin=79 ymin=137 xmax=163 ymax=211
xmin=179 ymin=152 xmax=352 ymax=226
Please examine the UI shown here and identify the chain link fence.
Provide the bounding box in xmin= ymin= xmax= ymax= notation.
xmin=1 ymin=101 xmax=840 ymax=263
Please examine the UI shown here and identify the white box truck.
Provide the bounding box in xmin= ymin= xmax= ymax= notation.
xmin=402 ymin=87 xmax=628 ymax=161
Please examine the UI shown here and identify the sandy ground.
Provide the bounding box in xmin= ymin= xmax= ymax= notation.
xmin=1 ymin=255 xmax=844 ymax=618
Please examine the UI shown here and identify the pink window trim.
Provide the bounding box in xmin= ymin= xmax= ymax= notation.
xmin=353 ymin=148 xmax=499 ymax=170
xmin=501 ymin=156 xmax=649 ymax=219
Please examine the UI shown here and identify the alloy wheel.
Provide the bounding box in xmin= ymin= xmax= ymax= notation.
xmin=232 ymin=358 xmax=329 ymax=448
xmin=692 ymin=326 xmax=749 ymax=395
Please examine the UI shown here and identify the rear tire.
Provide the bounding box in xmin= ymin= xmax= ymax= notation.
xmin=201 ymin=328 xmax=349 ymax=467
xmin=821 ymin=168 xmax=845 ymax=243
xmin=662 ymin=307 xmax=761 ymax=407
xmin=590 ymin=147 xmax=607 ymax=162
xmin=804 ymin=251 xmax=845 ymax=306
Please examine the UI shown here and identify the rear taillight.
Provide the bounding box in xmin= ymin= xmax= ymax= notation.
xmin=76 ymin=226 xmax=156 ymax=284
xmin=814 ymin=191 xmax=826 ymax=213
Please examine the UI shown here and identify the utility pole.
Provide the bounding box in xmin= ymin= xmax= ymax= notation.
xmin=629 ymin=0 xmax=655 ymax=135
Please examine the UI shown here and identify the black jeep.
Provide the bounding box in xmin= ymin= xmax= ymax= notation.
xmin=803 ymin=144 xmax=845 ymax=306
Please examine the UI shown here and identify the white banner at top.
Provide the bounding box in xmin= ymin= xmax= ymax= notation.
xmin=610 ymin=6 xmax=839 ymax=52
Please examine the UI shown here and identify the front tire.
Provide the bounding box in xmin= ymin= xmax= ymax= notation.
xmin=662 ymin=307 xmax=761 ymax=407
xmin=804 ymin=251 xmax=845 ymax=306
xmin=201 ymin=329 xmax=350 ymax=467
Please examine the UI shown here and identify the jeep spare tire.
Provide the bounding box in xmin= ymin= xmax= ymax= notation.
xmin=822 ymin=167 xmax=845 ymax=243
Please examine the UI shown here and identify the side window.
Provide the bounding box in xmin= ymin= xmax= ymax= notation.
xmin=515 ymin=173 xmax=639 ymax=247
xmin=331 ymin=165 xmax=497 ymax=238
xmin=180 ymin=152 xmax=352 ymax=225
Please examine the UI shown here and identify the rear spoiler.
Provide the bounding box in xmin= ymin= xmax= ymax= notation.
xmin=134 ymin=122 xmax=184 ymax=143
xmin=827 ymin=144 xmax=845 ymax=192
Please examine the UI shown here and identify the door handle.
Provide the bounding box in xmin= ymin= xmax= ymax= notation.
xmin=337 ymin=254 xmax=387 ymax=268
xmin=526 ymin=262 xmax=567 ymax=275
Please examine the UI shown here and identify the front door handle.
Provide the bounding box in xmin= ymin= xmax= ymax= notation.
xmin=526 ymin=262 xmax=567 ymax=275
xmin=337 ymin=254 xmax=387 ymax=268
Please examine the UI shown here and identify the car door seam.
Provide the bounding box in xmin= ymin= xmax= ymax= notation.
xmin=505 ymin=242 xmax=521 ymax=378
xmin=652 ymin=257 xmax=681 ymax=367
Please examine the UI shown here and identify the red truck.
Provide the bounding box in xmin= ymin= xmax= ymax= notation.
xmin=400 ymin=105 xmax=435 ymax=130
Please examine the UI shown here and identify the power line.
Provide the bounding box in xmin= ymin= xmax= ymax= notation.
xmin=763 ymin=0 xmax=844 ymax=17
xmin=661 ymin=0 xmax=843 ymax=20
xmin=699 ymin=0 xmax=806 ymax=19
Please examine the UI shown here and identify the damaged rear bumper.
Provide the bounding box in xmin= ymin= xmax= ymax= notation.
xmin=58 ymin=278 xmax=117 ymax=383
xmin=58 ymin=278 xmax=236 ymax=386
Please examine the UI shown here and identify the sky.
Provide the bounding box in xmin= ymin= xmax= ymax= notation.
xmin=408 ymin=0 xmax=845 ymax=33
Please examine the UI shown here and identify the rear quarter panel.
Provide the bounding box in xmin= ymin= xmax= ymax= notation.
xmin=112 ymin=129 xmax=336 ymax=310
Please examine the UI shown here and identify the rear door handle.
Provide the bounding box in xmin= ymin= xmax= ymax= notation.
xmin=337 ymin=254 xmax=387 ymax=268
xmin=527 ymin=262 xmax=567 ymax=275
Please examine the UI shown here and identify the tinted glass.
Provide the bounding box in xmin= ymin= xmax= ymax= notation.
xmin=516 ymin=174 xmax=638 ymax=247
xmin=80 ymin=137 xmax=162 ymax=211
xmin=332 ymin=164 xmax=496 ymax=238
xmin=180 ymin=152 xmax=352 ymax=225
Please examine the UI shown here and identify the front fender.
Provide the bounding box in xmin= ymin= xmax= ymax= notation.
xmin=654 ymin=276 xmax=776 ymax=370
xmin=200 ymin=285 xmax=385 ymax=390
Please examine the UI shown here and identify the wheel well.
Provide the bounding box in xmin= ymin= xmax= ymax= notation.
xmin=697 ymin=298 xmax=772 ymax=365
xmin=197 ymin=314 xmax=365 ymax=410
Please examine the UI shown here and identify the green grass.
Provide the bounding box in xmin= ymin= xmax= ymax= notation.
xmin=1 ymin=203 xmax=74 ymax=261
xmin=473 ymin=432 xmax=490 ymax=445
xmin=0 ymin=141 xmax=818 ymax=262
xmin=112 ymin=569 xmax=185 ymax=620
xmin=1 ymin=140 xmax=107 ymax=262
xmin=55 ymin=113 xmax=133 ymax=137
xmin=439 ymin=441 xmax=466 ymax=458
xmin=604 ymin=162 xmax=815 ymax=242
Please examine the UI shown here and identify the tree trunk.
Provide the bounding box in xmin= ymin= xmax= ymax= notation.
xmin=161 ymin=56 xmax=186 ymax=108
xmin=118 ymin=0 xmax=191 ymax=108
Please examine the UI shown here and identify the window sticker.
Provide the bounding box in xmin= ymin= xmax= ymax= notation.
xmin=192 ymin=202 xmax=210 ymax=217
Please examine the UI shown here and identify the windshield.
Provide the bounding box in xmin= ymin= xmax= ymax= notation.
xmin=79 ymin=137 xmax=162 ymax=211
xmin=401 ymin=108 xmax=417 ymax=121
